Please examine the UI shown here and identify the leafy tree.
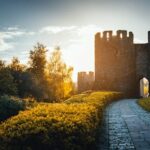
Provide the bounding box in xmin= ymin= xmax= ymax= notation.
xmin=48 ymin=47 xmax=74 ymax=102
xmin=8 ymin=57 xmax=27 ymax=97
xmin=0 ymin=60 xmax=5 ymax=69
xmin=0 ymin=61 xmax=17 ymax=96
xmin=9 ymin=57 xmax=26 ymax=83
xmin=9 ymin=57 xmax=25 ymax=72
xmin=28 ymin=43 xmax=48 ymax=100
xmin=29 ymin=43 xmax=47 ymax=78
xmin=0 ymin=44 xmax=74 ymax=102
xmin=15 ymin=71 xmax=34 ymax=98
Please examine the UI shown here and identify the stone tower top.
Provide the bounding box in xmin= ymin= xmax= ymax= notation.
xmin=95 ymin=30 xmax=134 ymax=43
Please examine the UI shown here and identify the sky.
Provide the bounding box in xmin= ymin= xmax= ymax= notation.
xmin=0 ymin=0 xmax=150 ymax=81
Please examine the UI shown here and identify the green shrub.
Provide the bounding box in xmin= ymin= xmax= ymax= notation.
xmin=0 ymin=92 xmax=122 ymax=150
xmin=138 ymin=97 xmax=150 ymax=111
xmin=0 ymin=95 xmax=25 ymax=121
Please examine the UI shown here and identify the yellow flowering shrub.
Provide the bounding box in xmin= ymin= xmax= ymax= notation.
xmin=0 ymin=91 xmax=122 ymax=150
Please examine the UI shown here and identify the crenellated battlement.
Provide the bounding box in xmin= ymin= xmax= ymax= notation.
xmin=103 ymin=31 xmax=113 ymax=39
xmin=78 ymin=71 xmax=94 ymax=81
xmin=117 ymin=30 xmax=127 ymax=39
xmin=95 ymin=30 xmax=134 ymax=43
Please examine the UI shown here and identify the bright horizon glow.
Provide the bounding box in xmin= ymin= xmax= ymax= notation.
xmin=0 ymin=0 xmax=150 ymax=82
xmin=0 ymin=24 xmax=104 ymax=82
xmin=0 ymin=25 xmax=146 ymax=82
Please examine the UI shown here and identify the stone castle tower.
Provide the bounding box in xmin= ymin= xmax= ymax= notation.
xmin=95 ymin=30 xmax=150 ymax=97
xmin=78 ymin=71 xmax=94 ymax=93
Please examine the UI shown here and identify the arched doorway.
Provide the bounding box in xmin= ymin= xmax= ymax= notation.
xmin=140 ymin=77 xmax=149 ymax=98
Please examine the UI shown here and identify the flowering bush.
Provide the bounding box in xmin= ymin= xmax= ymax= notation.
xmin=0 ymin=91 xmax=122 ymax=150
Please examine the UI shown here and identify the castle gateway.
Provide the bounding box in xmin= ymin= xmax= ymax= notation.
xmin=95 ymin=30 xmax=150 ymax=97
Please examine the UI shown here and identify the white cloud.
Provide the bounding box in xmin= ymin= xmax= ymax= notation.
xmin=0 ymin=27 xmax=36 ymax=51
xmin=40 ymin=26 xmax=77 ymax=34
xmin=7 ymin=27 xmax=19 ymax=31
xmin=1 ymin=31 xmax=25 ymax=39
xmin=39 ymin=25 xmax=103 ymax=36
xmin=1 ymin=26 xmax=36 ymax=39
xmin=0 ymin=31 xmax=24 ymax=51
xmin=27 ymin=32 xmax=35 ymax=35
xmin=0 ymin=38 xmax=14 ymax=51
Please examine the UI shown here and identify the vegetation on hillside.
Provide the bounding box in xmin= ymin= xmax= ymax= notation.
xmin=0 ymin=95 xmax=25 ymax=121
xmin=138 ymin=97 xmax=150 ymax=112
xmin=0 ymin=92 xmax=122 ymax=150
xmin=0 ymin=43 xmax=74 ymax=102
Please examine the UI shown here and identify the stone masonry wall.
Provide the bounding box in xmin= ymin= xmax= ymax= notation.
xmin=78 ymin=72 xmax=94 ymax=93
xmin=95 ymin=30 xmax=150 ymax=97
xmin=135 ymin=43 xmax=150 ymax=96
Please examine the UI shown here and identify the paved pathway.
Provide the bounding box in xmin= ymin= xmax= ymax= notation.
xmin=98 ymin=99 xmax=150 ymax=150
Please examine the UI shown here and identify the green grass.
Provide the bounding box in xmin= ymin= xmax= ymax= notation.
xmin=138 ymin=97 xmax=150 ymax=112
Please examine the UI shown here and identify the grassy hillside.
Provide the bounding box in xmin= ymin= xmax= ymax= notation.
xmin=0 ymin=91 xmax=122 ymax=150
xmin=138 ymin=97 xmax=150 ymax=112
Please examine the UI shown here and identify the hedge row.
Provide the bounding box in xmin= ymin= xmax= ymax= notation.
xmin=138 ymin=97 xmax=150 ymax=112
xmin=0 ymin=95 xmax=25 ymax=122
xmin=0 ymin=91 xmax=122 ymax=150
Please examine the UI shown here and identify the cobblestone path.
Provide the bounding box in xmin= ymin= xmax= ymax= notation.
xmin=98 ymin=99 xmax=150 ymax=150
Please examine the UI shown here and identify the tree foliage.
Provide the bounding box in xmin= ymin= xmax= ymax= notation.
xmin=27 ymin=43 xmax=49 ymax=100
xmin=0 ymin=61 xmax=17 ymax=96
xmin=48 ymin=47 xmax=74 ymax=101
xmin=29 ymin=43 xmax=47 ymax=78
xmin=0 ymin=43 xmax=74 ymax=102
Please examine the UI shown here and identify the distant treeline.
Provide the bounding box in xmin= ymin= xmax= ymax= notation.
xmin=0 ymin=43 xmax=74 ymax=102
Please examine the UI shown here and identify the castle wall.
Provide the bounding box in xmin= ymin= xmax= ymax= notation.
xmin=95 ymin=30 xmax=137 ymax=97
xmin=78 ymin=72 xmax=94 ymax=93
xmin=78 ymin=30 xmax=150 ymax=97
xmin=135 ymin=44 xmax=149 ymax=79
xmin=135 ymin=43 xmax=150 ymax=96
